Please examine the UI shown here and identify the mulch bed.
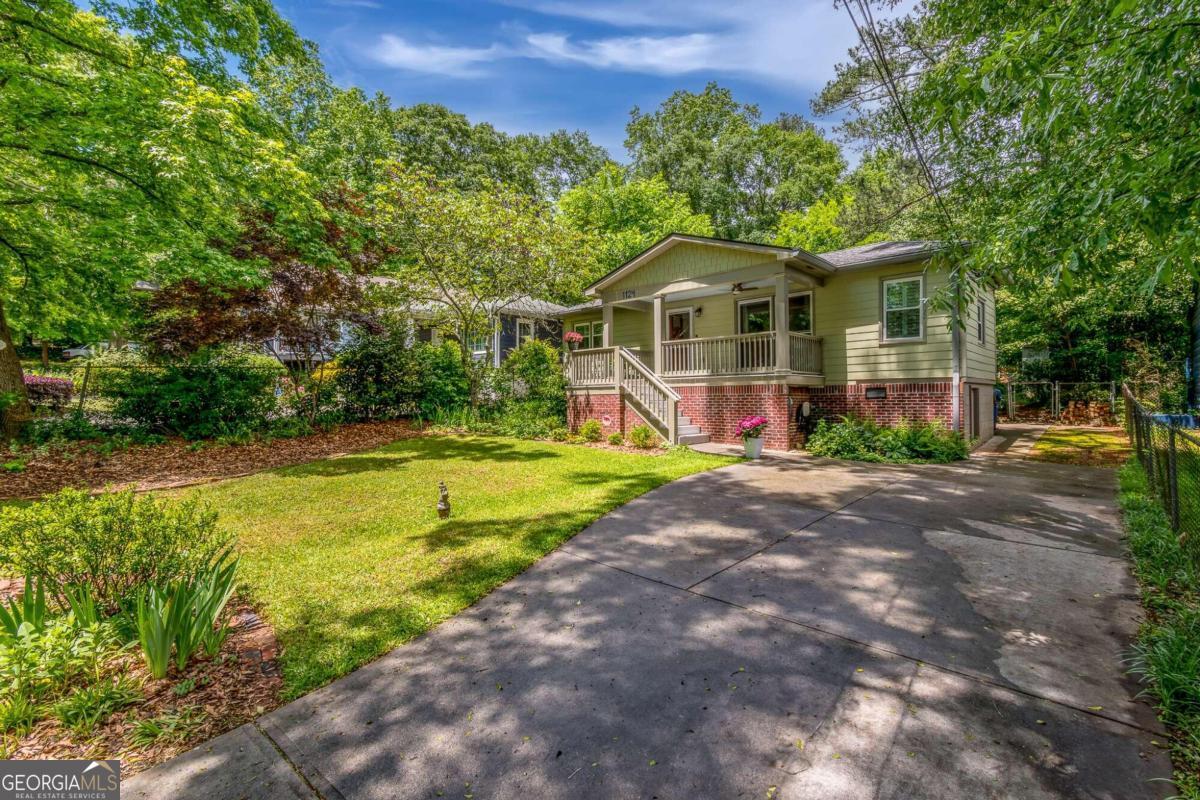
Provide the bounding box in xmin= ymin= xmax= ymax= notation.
xmin=0 ymin=420 xmax=420 ymax=500
xmin=6 ymin=602 xmax=284 ymax=776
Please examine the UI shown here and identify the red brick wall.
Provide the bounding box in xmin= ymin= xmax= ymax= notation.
xmin=676 ymin=384 xmax=792 ymax=450
xmin=568 ymin=380 xmax=961 ymax=451
xmin=809 ymin=381 xmax=954 ymax=428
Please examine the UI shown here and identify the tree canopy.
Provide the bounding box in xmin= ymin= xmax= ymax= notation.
xmin=558 ymin=163 xmax=713 ymax=281
xmin=626 ymin=83 xmax=844 ymax=241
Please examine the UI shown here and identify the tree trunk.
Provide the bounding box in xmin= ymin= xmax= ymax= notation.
xmin=0 ymin=297 xmax=32 ymax=439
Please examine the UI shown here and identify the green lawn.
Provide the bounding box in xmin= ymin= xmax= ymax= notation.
xmin=174 ymin=435 xmax=736 ymax=698
xmin=1030 ymin=426 xmax=1130 ymax=466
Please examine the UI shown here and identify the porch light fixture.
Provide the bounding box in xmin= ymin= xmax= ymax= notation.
xmin=695 ymin=306 xmax=703 ymax=317
xmin=731 ymin=282 xmax=745 ymax=294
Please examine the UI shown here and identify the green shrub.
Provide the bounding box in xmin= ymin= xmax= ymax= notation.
xmin=131 ymin=552 xmax=238 ymax=678
xmin=0 ymin=692 xmax=37 ymax=736
xmin=578 ymin=419 xmax=603 ymax=442
xmin=0 ymin=617 xmax=122 ymax=703
xmin=493 ymin=341 xmax=567 ymax=416
xmin=0 ymin=488 xmax=231 ymax=613
xmin=93 ymin=347 xmax=283 ymax=439
xmin=52 ymin=674 xmax=141 ymax=735
xmin=130 ymin=706 xmax=205 ymax=746
xmin=629 ymin=424 xmax=658 ymax=449
xmin=1119 ymin=463 xmax=1200 ymax=796
xmin=607 ymin=432 xmax=624 ymax=446
xmin=337 ymin=328 xmax=469 ymax=421
xmin=806 ymin=416 xmax=968 ymax=463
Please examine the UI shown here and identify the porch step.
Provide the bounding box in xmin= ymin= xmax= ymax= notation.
xmin=676 ymin=413 xmax=692 ymax=426
xmin=677 ymin=424 xmax=702 ymax=436
xmin=678 ymin=433 xmax=711 ymax=446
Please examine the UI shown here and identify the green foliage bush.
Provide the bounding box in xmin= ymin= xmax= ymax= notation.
xmin=629 ymin=424 xmax=658 ymax=449
xmin=806 ymin=416 xmax=968 ymax=463
xmin=337 ymin=328 xmax=469 ymax=421
xmin=52 ymin=674 xmax=141 ymax=735
xmin=493 ymin=341 xmax=567 ymax=415
xmin=607 ymin=433 xmax=624 ymax=446
xmin=578 ymin=419 xmax=603 ymax=442
xmin=92 ymin=347 xmax=283 ymax=439
xmin=0 ymin=488 xmax=232 ymax=613
xmin=1119 ymin=464 xmax=1200 ymax=795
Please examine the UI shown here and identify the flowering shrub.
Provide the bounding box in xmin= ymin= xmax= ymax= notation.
xmin=23 ymin=374 xmax=74 ymax=408
xmin=735 ymin=415 xmax=768 ymax=441
xmin=563 ymin=330 xmax=584 ymax=346
xmin=806 ymin=416 xmax=968 ymax=463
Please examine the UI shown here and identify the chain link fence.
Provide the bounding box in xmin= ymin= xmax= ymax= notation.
xmin=1123 ymin=384 xmax=1200 ymax=565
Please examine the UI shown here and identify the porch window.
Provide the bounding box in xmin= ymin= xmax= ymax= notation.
xmin=667 ymin=308 xmax=692 ymax=340
xmin=467 ymin=328 xmax=491 ymax=356
xmin=573 ymin=321 xmax=603 ymax=349
xmin=788 ymin=292 xmax=813 ymax=334
xmin=737 ymin=298 xmax=772 ymax=334
xmin=882 ymin=276 xmax=924 ymax=341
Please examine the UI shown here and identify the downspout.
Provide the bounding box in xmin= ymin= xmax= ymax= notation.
xmin=950 ymin=302 xmax=962 ymax=433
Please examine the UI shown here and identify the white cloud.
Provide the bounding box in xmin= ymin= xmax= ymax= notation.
xmin=363 ymin=0 xmax=910 ymax=86
xmin=524 ymin=32 xmax=717 ymax=75
xmin=367 ymin=35 xmax=508 ymax=77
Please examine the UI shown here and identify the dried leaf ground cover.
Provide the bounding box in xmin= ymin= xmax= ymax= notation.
xmin=0 ymin=420 xmax=418 ymax=500
xmin=1029 ymin=426 xmax=1130 ymax=466
xmin=173 ymin=435 xmax=736 ymax=698
xmin=4 ymin=603 xmax=283 ymax=776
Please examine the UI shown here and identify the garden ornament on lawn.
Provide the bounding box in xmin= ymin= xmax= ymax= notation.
xmin=437 ymin=481 xmax=450 ymax=519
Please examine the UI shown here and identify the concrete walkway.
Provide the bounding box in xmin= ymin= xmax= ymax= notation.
xmin=125 ymin=451 xmax=1173 ymax=799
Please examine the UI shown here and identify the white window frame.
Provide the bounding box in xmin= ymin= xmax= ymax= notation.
xmin=573 ymin=321 xmax=603 ymax=349
xmin=736 ymin=297 xmax=773 ymax=335
xmin=787 ymin=291 xmax=814 ymax=335
xmin=881 ymin=275 xmax=925 ymax=343
xmin=666 ymin=307 xmax=694 ymax=341
xmin=516 ymin=318 xmax=535 ymax=347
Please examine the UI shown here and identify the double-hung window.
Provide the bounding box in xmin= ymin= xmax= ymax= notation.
xmin=516 ymin=318 xmax=535 ymax=346
xmin=881 ymin=276 xmax=924 ymax=342
xmin=573 ymin=321 xmax=603 ymax=349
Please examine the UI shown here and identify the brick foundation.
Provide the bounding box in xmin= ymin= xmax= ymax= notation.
xmin=809 ymin=381 xmax=955 ymax=428
xmin=569 ymin=378 xmax=976 ymax=451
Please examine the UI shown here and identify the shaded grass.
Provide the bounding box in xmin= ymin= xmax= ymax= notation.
xmin=1119 ymin=462 xmax=1200 ymax=799
xmin=1032 ymin=426 xmax=1130 ymax=466
xmin=175 ymin=435 xmax=736 ymax=699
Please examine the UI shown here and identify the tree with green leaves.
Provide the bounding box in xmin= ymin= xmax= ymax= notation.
xmin=0 ymin=0 xmax=316 ymax=436
xmin=819 ymin=0 xmax=1200 ymax=290
xmin=626 ymin=83 xmax=844 ymax=241
xmin=369 ymin=165 xmax=591 ymax=405
xmin=558 ymin=163 xmax=713 ymax=281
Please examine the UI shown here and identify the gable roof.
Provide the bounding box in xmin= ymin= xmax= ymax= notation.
xmin=815 ymin=240 xmax=944 ymax=269
xmin=584 ymin=233 xmax=947 ymax=296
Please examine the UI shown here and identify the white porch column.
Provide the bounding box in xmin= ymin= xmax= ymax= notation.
xmin=774 ymin=273 xmax=789 ymax=372
xmin=601 ymin=302 xmax=613 ymax=348
xmin=652 ymin=294 xmax=664 ymax=373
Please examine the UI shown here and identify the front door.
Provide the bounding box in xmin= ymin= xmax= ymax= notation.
xmin=666 ymin=309 xmax=693 ymax=372
xmin=737 ymin=298 xmax=772 ymax=371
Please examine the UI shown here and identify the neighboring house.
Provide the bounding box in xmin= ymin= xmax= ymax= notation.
xmin=411 ymin=295 xmax=565 ymax=367
xmin=559 ymin=234 xmax=996 ymax=450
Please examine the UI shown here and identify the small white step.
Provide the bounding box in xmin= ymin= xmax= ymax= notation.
xmin=678 ymin=433 xmax=711 ymax=445
xmin=677 ymin=424 xmax=702 ymax=436
xmin=676 ymin=414 xmax=692 ymax=426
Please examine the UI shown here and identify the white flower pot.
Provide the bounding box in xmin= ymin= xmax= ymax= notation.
xmin=744 ymin=436 xmax=764 ymax=459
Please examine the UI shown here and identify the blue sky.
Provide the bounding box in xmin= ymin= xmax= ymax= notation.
xmin=271 ymin=0 xmax=879 ymax=160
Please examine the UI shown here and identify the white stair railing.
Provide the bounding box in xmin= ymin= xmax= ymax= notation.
xmin=617 ymin=347 xmax=680 ymax=443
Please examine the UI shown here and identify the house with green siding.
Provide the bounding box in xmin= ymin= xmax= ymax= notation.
xmin=559 ymin=234 xmax=996 ymax=451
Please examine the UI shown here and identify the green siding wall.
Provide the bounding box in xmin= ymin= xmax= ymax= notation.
xmin=963 ymin=289 xmax=997 ymax=382
xmin=607 ymin=242 xmax=775 ymax=296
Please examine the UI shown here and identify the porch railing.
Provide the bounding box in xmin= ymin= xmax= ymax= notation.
xmin=659 ymin=331 xmax=822 ymax=377
xmin=565 ymin=346 xmax=679 ymax=442
xmin=566 ymin=347 xmax=616 ymax=386
xmin=788 ymin=332 xmax=822 ymax=375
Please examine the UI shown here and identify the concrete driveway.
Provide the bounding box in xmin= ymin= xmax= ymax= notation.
xmin=126 ymin=452 xmax=1174 ymax=799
